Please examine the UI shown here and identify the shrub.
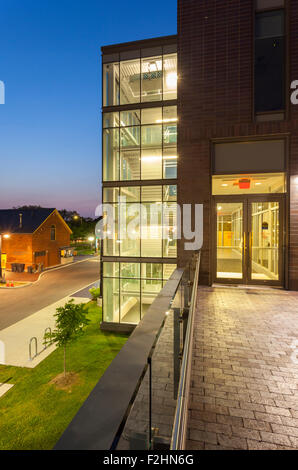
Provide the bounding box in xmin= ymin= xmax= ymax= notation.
xmin=89 ymin=287 xmax=100 ymax=301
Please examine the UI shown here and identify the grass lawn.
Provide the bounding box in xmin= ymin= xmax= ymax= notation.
xmin=72 ymin=244 xmax=97 ymax=256
xmin=0 ymin=302 xmax=128 ymax=450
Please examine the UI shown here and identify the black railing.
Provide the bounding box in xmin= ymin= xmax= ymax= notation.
xmin=171 ymin=252 xmax=201 ymax=449
xmin=54 ymin=253 xmax=200 ymax=451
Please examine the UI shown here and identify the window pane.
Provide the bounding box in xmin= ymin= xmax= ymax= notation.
xmin=251 ymin=202 xmax=280 ymax=281
xmin=120 ymin=186 xmax=140 ymax=202
xmin=212 ymin=173 xmax=286 ymax=195
xmin=120 ymin=59 xmax=141 ymax=104
xmin=103 ymin=187 xmax=119 ymax=202
xmin=163 ymin=106 xmax=177 ymax=123
xmin=103 ymin=62 xmax=120 ymax=107
xmin=120 ymin=278 xmax=140 ymax=324
xmin=163 ymin=264 xmax=177 ymax=279
xmin=141 ymin=280 xmax=163 ymax=318
xmin=103 ymin=129 xmax=119 ymax=181
xmin=120 ymin=263 xmax=140 ymax=278
xmin=255 ymin=10 xmax=284 ymax=39
xmin=103 ymin=112 xmax=119 ymax=128
xmin=141 ymin=149 xmax=162 ymax=179
xmin=163 ymin=54 xmax=177 ymax=100
xmin=120 ymin=126 xmax=140 ymax=180
xmin=216 ymin=203 xmax=243 ymax=280
xmin=163 ymin=123 xmax=177 ymax=145
xmin=141 ymin=56 xmax=162 ymax=102
xmin=120 ymin=109 xmax=141 ymax=127
xmin=103 ymin=278 xmax=119 ymax=323
xmin=163 ymin=147 xmax=177 ymax=179
xmin=255 ymin=10 xmax=285 ymax=112
xmin=141 ymin=107 xmax=162 ymax=124
xmin=103 ymin=204 xmax=119 ymax=256
xmin=163 ymin=185 xmax=177 ymax=202
xmin=142 ymin=124 xmax=162 ymax=147
xmin=119 ymin=203 xmax=140 ymax=257
xmin=163 ymin=203 xmax=177 ymax=258
xmin=141 ymin=263 xmax=163 ymax=279
xmin=141 ymin=203 xmax=162 ymax=257
xmin=103 ymin=262 xmax=119 ymax=277
xmin=141 ymin=125 xmax=162 ymax=179
xmin=141 ymin=185 xmax=162 ymax=202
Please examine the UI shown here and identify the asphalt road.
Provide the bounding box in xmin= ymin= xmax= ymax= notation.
xmin=0 ymin=257 xmax=100 ymax=331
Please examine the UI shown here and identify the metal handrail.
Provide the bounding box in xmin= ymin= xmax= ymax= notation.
xmin=170 ymin=252 xmax=201 ymax=450
xmin=55 ymin=268 xmax=184 ymax=451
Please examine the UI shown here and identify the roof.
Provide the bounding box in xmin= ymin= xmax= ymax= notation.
xmin=0 ymin=208 xmax=56 ymax=234
xmin=101 ymin=34 xmax=177 ymax=54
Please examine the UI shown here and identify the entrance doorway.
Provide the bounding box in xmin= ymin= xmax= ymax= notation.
xmin=213 ymin=196 xmax=284 ymax=286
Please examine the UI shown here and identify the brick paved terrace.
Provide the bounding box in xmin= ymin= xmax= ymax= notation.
xmin=187 ymin=286 xmax=298 ymax=450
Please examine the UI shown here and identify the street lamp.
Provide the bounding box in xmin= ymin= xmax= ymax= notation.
xmin=73 ymin=215 xmax=82 ymax=225
xmin=0 ymin=233 xmax=10 ymax=280
xmin=88 ymin=236 xmax=95 ymax=251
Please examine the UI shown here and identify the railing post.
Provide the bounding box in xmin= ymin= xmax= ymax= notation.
xmin=173 ymin=307 xmax=180 ymax=400
xmin=148 ymin=356 xmax=152 ymax=450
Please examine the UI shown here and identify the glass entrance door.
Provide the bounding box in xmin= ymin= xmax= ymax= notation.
xmin=216 ymin=202 xmax=244 ymax=280
xmin=215 ymin=197 xmax=284 ymax=285
xmin=248 ymin=200 xmax=281 ymax=283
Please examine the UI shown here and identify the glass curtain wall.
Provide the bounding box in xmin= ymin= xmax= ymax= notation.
xmin=103 ymin=185 xmax=177 ymax=258
xmin=103 ymin=106 xmax=177 ymax=181
xmin=102 ymin=46 xmax=177 ymax=326
xmin=103 ymin=262 xmax=177 ymax=324
xmin=103 ymin=52 xmax=177 ymax=107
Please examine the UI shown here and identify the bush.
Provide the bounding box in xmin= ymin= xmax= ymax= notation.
xmin=89 ymin=287 xmax=100 ymax=301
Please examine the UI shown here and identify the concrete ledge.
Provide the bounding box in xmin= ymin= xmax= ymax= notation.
xmin=100 ymin=322 xmax=135 ymax=334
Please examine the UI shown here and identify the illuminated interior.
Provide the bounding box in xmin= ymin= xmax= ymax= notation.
xmin=103 ymin=106 xmax=177 ymax=182
xmin=212 ymin=173 xmax=286 ymax=195
xmin=216 ymin=201 xmax=280 ymax=281
xmin=103 ymin=262 xmax=176 ymax=324
xmin=103 ymin=53 xmax=177 ymax=107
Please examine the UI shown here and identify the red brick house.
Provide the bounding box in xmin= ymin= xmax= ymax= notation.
xmin=0 ymin=208 xmax=73 ymax=272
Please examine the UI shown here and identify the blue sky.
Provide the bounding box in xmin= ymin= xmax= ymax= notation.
xmin=0 ymin=0 xmax=177 ymax=217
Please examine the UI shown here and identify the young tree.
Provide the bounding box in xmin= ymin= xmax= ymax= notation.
xmin=46 ymin=300 xmax=90 ymax=377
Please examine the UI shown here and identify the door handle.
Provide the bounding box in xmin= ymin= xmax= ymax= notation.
xmin=248 ymin=232 xmax=252 ymax=259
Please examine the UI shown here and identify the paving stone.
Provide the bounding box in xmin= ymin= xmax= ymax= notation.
xmin=186 ymin=286 xmax=298 ymax=451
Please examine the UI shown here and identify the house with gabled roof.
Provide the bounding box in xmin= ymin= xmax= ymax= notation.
xmin=0 ymin=208 xmax=72 ymax=272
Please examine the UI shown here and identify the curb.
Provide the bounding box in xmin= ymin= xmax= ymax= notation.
xmin=1 ymin=256 xmax=100 ymax=290
xmin=0 ymin=282 xmax=33 ymax=290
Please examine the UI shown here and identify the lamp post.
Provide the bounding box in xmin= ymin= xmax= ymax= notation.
xmin=0 ymin=233 xmax=10 ymax=280
xmin=73 ymin=215 xmax=82 ymax=225
xmin=88 ymin=236 xmax=95 ymax=252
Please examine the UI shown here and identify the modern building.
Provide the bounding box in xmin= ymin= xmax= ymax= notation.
xmin=101 ymin=0 xmax=298 ymax=327
xmin=0 ymin=208 xmax=73 ymax=272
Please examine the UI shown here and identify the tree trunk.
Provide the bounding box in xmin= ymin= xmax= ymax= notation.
xmin=64 ymin=346 xmax=66 ymax=378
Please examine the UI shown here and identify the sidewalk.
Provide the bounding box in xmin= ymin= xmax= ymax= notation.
xmin=187 ymin=286 xmax=298 ymax=450
xmin=0 ymin=295 xmax=90 ymax=368
xmin=5 ymin=272 xmax=39 ymax=282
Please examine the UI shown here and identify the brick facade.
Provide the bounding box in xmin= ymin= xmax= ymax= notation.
xmin=177 ymin=0 xmax=298 ymax=289
xmin=2 ymin=210 xmax=71 ymax=270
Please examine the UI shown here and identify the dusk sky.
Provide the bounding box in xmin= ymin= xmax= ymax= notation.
xmin=0 ymin=0 xmax=177 ymax=217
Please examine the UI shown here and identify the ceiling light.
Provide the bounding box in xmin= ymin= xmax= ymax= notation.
xmin=156 ymin=118 xmax=178 ymax=123
xmin=166 ymin=72 xmax=177 ymax=89
xmin=221 ymin=183 xmax=228 ymax=187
